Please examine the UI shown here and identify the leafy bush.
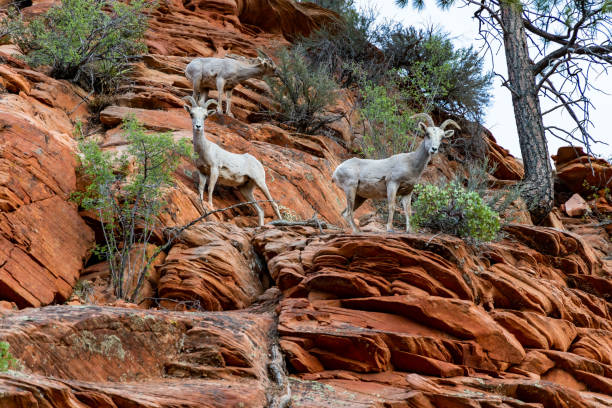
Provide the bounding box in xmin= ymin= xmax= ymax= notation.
xmin=298 ymin=1 xmax=383 ymax=86
xmin=265 ymin=46 xmax=342 ymax=134
xmin=356 ymin=71 xmax=418 ymax=158
xmin=297 ymin=2 xmax=492 ymax=119
xmin=411 ymin=182 xmax=501 ymax=242
xmin=378 ymin=27 xmax=492 ymax=120
xmin=0 ymin=341 xmax=16 ymax=372
xmin=75 ymin=117 xmax=191 ymax=300
xmin=6 ymin=0 xmax=151 ymax=91
xmin=455 ymin=158 xmax=526 ymax=222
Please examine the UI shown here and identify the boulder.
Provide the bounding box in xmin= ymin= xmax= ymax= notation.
xmin=565 ymin=193 xmax=590 ymax=217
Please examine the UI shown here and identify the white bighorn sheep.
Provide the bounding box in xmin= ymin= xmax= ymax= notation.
xmin=185 ymin=53 xmax=276 ymax=118
xmin=183 ymin=96 xmax=282 ymax=226
xmin=332 ymin=113 xmax=460 ymax=233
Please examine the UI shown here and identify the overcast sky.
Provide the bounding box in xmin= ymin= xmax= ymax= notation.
xmin=353 ymin=0 xmax=612 ymax=160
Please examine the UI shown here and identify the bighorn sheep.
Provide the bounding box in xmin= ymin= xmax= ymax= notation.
xmin=183 ymin=96 xmax=282 ymax=226
xmin=185 ymin=54 xmax=276 ymax=118
xmin=332 ymin=113 xmax=460 ymax=233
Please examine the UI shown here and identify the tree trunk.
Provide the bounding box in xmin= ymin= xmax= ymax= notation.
xmin=500 ymin=0 xmax=554 ymax=223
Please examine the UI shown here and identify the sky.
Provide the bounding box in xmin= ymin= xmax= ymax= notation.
xmin=353 ymin=0 xmax=612 ymax=160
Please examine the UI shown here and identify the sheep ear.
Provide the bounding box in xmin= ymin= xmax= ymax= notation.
xmin=419 ymin=122 xmax=427 ymax=132
xmin=444 ymin=129 xmax=455 ymax=139
xmin=207 ymin=110 xmax=217 ymax=116
xmin=183 ymin=104 xmax=191 ymax=113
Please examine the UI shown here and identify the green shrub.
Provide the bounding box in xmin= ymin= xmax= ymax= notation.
xmin=265 ymin=46 xmax=342 ymax=134
xmin=455 ymin=158 xmax=526 ymax=222
xmin=379 ymin=27 xmax=492 ymax=120
xmin=0 ymin=341 xmax=16 ymax=372
xmin=297 ymin=2 xmax=492 ymax=119
xmin=297 ymin=2 xmax=383 ymax=86
xmin=74 ymin=117 xmax=191 ymax=300
xmin=356 ymin=71 xmax=418 ymax=158
xmin=411 ymin=182 xmax=501 ymax=242
xmin=6 ymin=0 xmax=151 ymax=91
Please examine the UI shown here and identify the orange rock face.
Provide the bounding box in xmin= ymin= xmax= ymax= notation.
xmin=1 ymin=0 xmax=611 ymax=407
xmin=158 ymin=222 xmax=265 ymax=310
xmin=0 ymin=305 xmax=274 ymax=407
xmin=253 ymin=225 xmax=612 ymax=406
xmin=0 ymin=81 xmax=94 ymax=308
xmin=554 ymin=146 xmax=612 ymax=199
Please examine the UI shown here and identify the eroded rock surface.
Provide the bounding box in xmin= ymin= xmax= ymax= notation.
xmin=0 ymin=0 xmax=611 ymax=407
xmin=0 ymin=71 xmax=94 ymax=308
xmin=254 ymin=225 xmax=612 ymax=407
xmin=0 ymin=305 xmax=274 ymax=407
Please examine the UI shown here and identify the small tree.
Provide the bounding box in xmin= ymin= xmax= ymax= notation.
xmin=75 ymin=117 xmax=191 ymax=300
xmin=265 ymin=46 xmax=343 ymax=134
xmin=356 ymin=71 xmax=419 ymax=159
xmin=6 ymin=0 xmax=151 ymax=91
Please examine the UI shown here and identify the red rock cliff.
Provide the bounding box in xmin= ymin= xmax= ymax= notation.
xmin=0 ymin=0 xmax=610 ymax=407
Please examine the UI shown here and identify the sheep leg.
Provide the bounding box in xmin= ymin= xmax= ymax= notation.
xmin=400 ymin=192 xmax=413 ymax=233
xmin=225 ymin=88 xmax=234 ymax=117
xmin=207 ymin=166 xmax=219 ymax=210
xmin=199 ymin=89 xmax=209 ymax=106
xmin=342 ymin=186 xmax=360 ymax=233
xmin=386 ymin=182 xmax=399 ymax=232
xmin=255 ymin=179 xmax=282 ymax=220
xmin=216 ymin=77 xmax=225 ymax=114
xmin=198 ymin=171 xmax=208 ymax=206
xmin=240 ymin=181 xmax=265 ymax=226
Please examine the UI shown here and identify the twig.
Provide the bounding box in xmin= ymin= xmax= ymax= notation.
xmin=68 ymin=89 xmax=94 ymax=116
xmin=269 ymin=213 xmax=339 ymax=231
xmin=129 ymin=200 xmax=273 ymax=302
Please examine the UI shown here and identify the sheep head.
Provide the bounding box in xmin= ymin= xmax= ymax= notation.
xmin=411 ymin=113 xmax=461 ymax=154
xmin=257 ymin=50 xmax=277 ymax=75
xmin=183 ymin=96 xmax=217 ymax=132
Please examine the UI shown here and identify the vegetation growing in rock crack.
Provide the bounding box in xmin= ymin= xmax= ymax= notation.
xmin=74 ymin=116 xmax=191 ymax=300
xmin=264 ymin=46 xmax=343 ymax=135
xmin=4 ymin=0 xmax=152 ymax=92
xmin=0 ymin=341 xmax=17 ymax=372
xmin=411 ymin=182 xmax=501 ymax=242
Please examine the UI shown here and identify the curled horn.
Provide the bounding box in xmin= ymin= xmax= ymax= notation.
xmin=257 ymin=49 xmax=277 ymax=71
xmin=257 ymin=49 xmax=272 ymax=61
xmin=183 ymin=95 xmax=197 ymax=107
xmin=440 ymin=119 xmax=461 ymax=131
xmin=410 ymin=113 xmax=435 ymax=127
xmin=202 ymin=99 xmax=217 ymax=110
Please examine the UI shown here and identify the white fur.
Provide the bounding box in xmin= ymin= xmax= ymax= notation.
xmin=184 ymin=96 xmax=282 ymax=226
xmin=332 ymin=114 xmax=460 ymax=233
xmin=185 ymin=55 xmax=276 ymax=118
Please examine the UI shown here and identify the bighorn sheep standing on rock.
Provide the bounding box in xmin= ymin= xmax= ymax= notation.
xmin=332 ymin=113 xmax=460 ymax=233
xmin=183 ymin=96 xmax=282 ymax=226
xmin=185 ymin=54 xmax=276 ymax=117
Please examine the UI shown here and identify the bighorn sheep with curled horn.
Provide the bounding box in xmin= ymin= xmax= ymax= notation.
xmin=185 ymin=52 xmax=276 ymax=118
xmin=183 ymin=95 xmax=282 ymax=226
xmin=332 ymin=113 xmax=460 ymax=233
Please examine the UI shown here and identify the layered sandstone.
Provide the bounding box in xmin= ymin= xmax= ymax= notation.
xmin=0 ymin=0 xmax=610 ymax=407
xmin=253 ymin=224 xmax=612 ymax=406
